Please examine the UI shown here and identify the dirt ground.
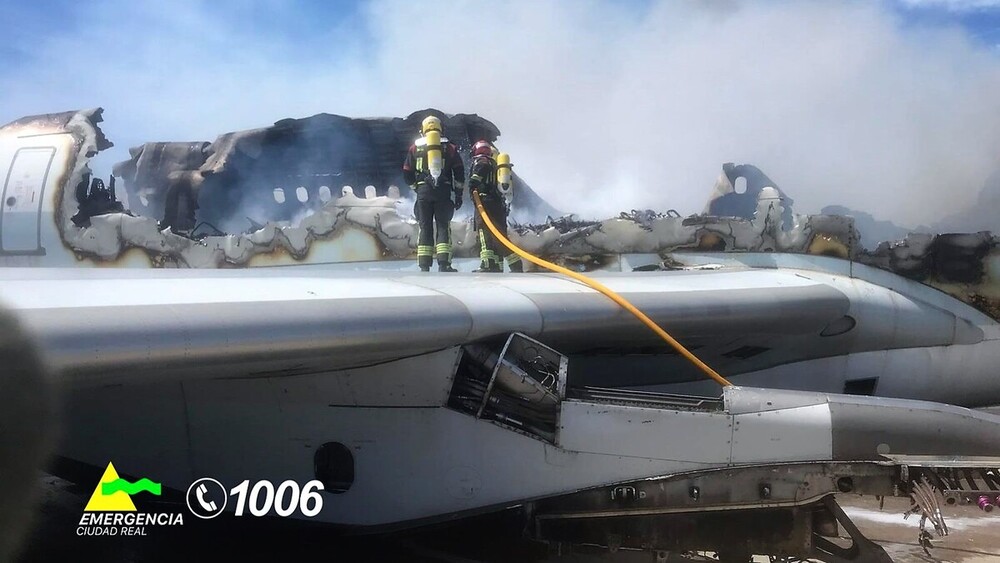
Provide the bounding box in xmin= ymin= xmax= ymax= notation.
xmin=836 ymin=495 xmax=1000 ymax=563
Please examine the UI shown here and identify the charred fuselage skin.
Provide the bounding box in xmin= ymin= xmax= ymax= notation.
xmin=1 ymin=107 xmax=997 ymax=325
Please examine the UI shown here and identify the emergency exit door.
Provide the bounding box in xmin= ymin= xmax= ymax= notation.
xmin=1 ymin=147 xmax=56 ymax=255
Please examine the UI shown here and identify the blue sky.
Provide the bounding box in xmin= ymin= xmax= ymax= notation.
xmin=0 ymin=0 xmax=372 ymax=75
xmin=1 ymin=0 xmax=1000 ymax=224
xmin=896 ymin=0 xmax=1000 ymax=45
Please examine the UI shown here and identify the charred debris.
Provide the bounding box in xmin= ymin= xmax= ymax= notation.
xmin=1 ymin=107 xmax=997 ymax=319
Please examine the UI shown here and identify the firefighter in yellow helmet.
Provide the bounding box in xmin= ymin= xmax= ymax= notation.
xmin=468 ymin=140 xmax=522 ymax=273
xmin=402 ymin=115 xmax=466 ymax=272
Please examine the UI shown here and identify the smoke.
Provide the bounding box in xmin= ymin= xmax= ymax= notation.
xmin=364 ymin=0 xmax=1000 ymax=225
xmin=3 ymin=0 xmax=1000 ymax=226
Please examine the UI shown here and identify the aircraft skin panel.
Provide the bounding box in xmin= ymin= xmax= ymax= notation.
xmin=0 ymin=124 xmax=82 ymax=266
xmin=730 ymin=404 xmax=833 ymax=463
xmin=0 ymin=266 xmax=990 ymax=392
xmin=557 ymin=401 xmax=733 ymax=462
xmin=1 ymin=275 xmax=445 ymax=309
xmin=723 ymin=386 xmax=831 ymax=414
xmin=1 ymin=146 xmax=55 ymax=254
xmin=490 ymin=268 xmax=830 ymax=293
xmin=827 ymin=396 xmax=1000 ymax=459
xmin=277 ymin=348 xmax=461 ymax=408
xmin=675 ymin=252 xmax=999 ymax=328
xmin=285 ymin=408 xmax=712 ymax=527
xmin=401 ymin=277 xmax=545 ymax=341
xmin=645 ymin=339 xmax=1000 ymax=408
xmin=724 ymin=386 xmax=1000 ymax=463
xmin=509 ymin=285 xmax=844 ymax=340
xmin=19 ymin=297 xmax=472 ymax=386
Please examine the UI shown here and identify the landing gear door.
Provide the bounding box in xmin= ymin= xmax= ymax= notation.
xmin=1 ymin=147 xmax=56 ymax=255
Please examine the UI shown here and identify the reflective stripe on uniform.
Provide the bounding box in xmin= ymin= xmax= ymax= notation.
xmin=417 ymin=245 xmax=434 ymax=257
xmin=435 ymin=242 xmax=452 ymax=255
xmin=478 ymin=229 xmax=498 ymax=263
xmin=478 ymin=229 xmax=488 ymax=254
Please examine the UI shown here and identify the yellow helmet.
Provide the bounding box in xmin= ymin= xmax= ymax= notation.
xmin=421 ymin=115 xmax=442 ymax=134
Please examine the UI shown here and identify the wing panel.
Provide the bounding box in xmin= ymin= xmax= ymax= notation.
xmin=21 ymin=296 xmax=471 ymax=386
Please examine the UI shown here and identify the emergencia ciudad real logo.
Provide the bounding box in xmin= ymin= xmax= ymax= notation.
xmin=77 ymin=461 xmax=328 ymax=535
xmin=77 ymin=461 xmax=183 ymax=536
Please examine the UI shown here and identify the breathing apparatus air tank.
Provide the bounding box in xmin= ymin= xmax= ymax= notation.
xmin=426 ymin=130 xmax=443 ymax=184
xmin=497 ymin=152 xmax=512 ymax=200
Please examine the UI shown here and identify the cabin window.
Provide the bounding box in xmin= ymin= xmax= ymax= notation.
xmin=318 ymin=186 xmax=332 ymax=203
xmin=273 ymin=188 xmax=286 ymax=204
xmin=314 ymin=442 xmax=354 ymax=494
xmin=733 ymin=176 xmax=748 ymax=194
xmin=296 ymin=186 xmax=308 ymax=203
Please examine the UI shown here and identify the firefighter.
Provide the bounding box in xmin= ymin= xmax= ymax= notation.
xmin=468 ymin=140 xmax=522 ymax=273
xmin=402 ymin=115 xmax=465 ymax=272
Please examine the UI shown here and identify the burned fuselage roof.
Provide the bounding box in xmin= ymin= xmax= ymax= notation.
xmin=0 ymin=107 xmax=997 ymax=320
xmin=114 ymin=108 xmax=558 ymax=234
xmin=0 ymin=108 xmax=113 ymax=156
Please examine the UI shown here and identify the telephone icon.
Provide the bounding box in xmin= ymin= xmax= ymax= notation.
xmin=196 ymin=483 xmax=218 ymax=512
xmin=186 ymin=477 xmax=227 ymax=519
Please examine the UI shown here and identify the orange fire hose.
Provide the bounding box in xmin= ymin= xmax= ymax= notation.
xmin=471 ymin=190 xmax=732 ymax=388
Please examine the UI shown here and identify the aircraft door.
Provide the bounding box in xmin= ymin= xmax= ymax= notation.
xmin=1 ymin=146 xmax=56 ymax=255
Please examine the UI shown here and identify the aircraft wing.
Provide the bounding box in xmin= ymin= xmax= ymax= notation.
xmin=0 ymin=262 xmax=991 ymax=397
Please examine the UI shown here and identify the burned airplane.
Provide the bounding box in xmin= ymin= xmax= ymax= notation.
xmin=1 ymin=107 xmax=998 ymax=403
xmin=2 ymin=108 xmax=1000 ymax=562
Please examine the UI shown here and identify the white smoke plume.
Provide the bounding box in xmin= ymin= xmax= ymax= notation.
xmin=2 ymin=0 xmax=999 ymax=226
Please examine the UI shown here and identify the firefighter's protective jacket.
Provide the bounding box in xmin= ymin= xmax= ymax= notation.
xmin=402 ymin=137 xmax=465 ymax=202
